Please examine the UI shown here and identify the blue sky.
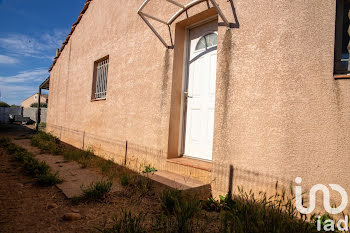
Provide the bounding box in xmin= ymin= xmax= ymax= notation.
xmin=0 ymin=0 xmax=86 ymax=105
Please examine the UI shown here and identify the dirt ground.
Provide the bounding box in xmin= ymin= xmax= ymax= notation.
xmin=0 ymin=124 xmax=167 ymax=233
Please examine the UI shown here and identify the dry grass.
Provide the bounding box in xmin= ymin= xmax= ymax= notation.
xmin=0 ymin=137 xmax=63 ymax=186
xmin=29 ymin=132 xmax=327 ymax=233
xmin=31 ymin=132 xmax=125 ymax=179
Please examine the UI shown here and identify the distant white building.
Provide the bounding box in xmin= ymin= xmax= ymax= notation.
xmin=21 ymin=93 xmax=48 ymax=108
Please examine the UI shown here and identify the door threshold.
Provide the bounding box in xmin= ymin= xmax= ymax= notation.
xmin=167 ymin=156 xmax=212 ymax=172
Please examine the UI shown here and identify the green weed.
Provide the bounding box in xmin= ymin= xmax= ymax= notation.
xmin=95 ymin=210 xmax=146 ymax=233
xmin=36 ymin=171 xmax=63 ymax=186
xmin=62 ymin=148 xmax=93 ymax=163
xmin=100 ymin=160 xmax=115 ymax=177
xmin=30 ymin=132 xmax=123 ymax=180
xmin=81 ymin=180 xmax=113 ymax=201
xmin=142 ymin=164 xmax=157 ymax=175
xmin=0 ymin=137 xmax=62 ymax=186
xmin=31 ymin=132 xmax=61 ymax=154
xmin=159 ymin=189 xmax=201 ymax=232
xmin=0 ymin=137 xmax=10 ymax=147
xmin=120 ymin=172 xmax=132 ymax=187
xmin=216 ymin=186 xmax=326 ymax=233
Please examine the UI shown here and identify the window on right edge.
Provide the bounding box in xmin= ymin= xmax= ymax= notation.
xmin=334 ymin=0 xmax=350 ymax=74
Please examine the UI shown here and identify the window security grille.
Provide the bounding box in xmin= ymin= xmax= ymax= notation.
xmin=95 ymin=58 xmax=109 ymax=99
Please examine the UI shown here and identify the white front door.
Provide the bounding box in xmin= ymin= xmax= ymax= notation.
xmin=184 ymin=20 xmax=218 ymax=161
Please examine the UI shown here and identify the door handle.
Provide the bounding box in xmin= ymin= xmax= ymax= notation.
xmin=184 ymin=91 xmax=193 ymax=98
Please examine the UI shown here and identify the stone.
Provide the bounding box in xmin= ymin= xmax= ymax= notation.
xmin=63 ymin=213 xmax=82 ymax=221
xmin=47 ymin=202 xmax=58 ymax=209
xmin=71 ymin=208 xmax=80 ymax=213
xmin=15 ymin=183 xmax=24 ymax=188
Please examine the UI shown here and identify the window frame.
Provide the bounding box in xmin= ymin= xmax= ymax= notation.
xmin=334 ymin=0 xmax=350 ymax=75
xmin=91 ymin=55 xmax=109 ymax=101
xmin=195 ymin=32 xmax=218 ymax=51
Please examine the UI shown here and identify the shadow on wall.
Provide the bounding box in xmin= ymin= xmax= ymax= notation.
xmin=215 ymin=163 xmax=347 ymax=217
xmin=46 ymin=123 xmax=166 ymax=170
xmin=212 ymin=161 xmax=294 ymax=197
xmin=50 ymin=124 xmax=295 ymax=194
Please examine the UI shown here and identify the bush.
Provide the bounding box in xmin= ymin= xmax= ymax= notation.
xmin=159 ymin=189 xmax=201 ymax=233
xmin=0 ymin=101 xmax=10 ymax=107
xmin=100 ymin=160 xmax=115 ymax=177
xmin=31 ymin=132 xmax=61 ymax=154
xmin=30 ymin=102 xmax=47 ymax=108
xmin=82 ymin=180 xmax=113 ymax=201
xmin=96 ymin=210 xmax=147 ymax=233
xmin=36 ymin=172 xmax=63 ymax=186
xmin=120 ymin=172 xmax=132 ymax=187
xmin=0 ymin=137 xmax=62 ymax=186
xmin=38 ymin=122 xmax=46 ymax=130
xmin=62 ymin=148 xmax=94 ymax=166
xmin=212 ymin=186 xmax=326 ymax=233
xmin=30 ymin=132 xmax=121 ymax=178
xmin=22 ymin=155 xmax=50 ymax=176
xmin=160 ymin=189 xmax=183 ymax=215
xmin=7 ymin=143 xmax=26 ymax=155
xmin=120 ymin=172 xmax=153 ymax=193
xmin=0 ymin=137 xmax=10 ymax=147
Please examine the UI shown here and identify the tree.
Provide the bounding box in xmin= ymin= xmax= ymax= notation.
xmin=30 ymin=102 xmax=47 ymax=108
xmin=0 ymin=101 xmax=10 ymax=107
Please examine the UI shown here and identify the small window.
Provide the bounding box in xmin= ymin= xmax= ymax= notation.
xmin=92 ymin=56 xmax=109 ymax=100
xmin=195 ymin=33 xmax=218 ymax=51
xmin=34 ymin=95 xmax=37 ymax=100
xmin=334 ymin=0 xmax=350 ymax=74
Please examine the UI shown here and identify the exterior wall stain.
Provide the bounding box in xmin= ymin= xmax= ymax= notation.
xmin=220 ymin=29 xmax=233 ymax=125
xmin=161 ymin=50 xmax=170 ymax=109
xmin=64 ymin=41 xmax=72 ymax=123
xmin=45 ymin=0 xmax=350 ymax=209
xmin=158 ymin=49 xmax=171 ymax=152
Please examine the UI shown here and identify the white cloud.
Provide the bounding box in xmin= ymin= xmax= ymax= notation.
xmin=0 ymin=68 xmax=48 ymax=83
xmin=0 ymin=29 xmax=68 ymax=60
xmin=0 ymin=85 xmax=38 ymax=105
xmin=42 ymin=29 xmax=69 ymax=48
xmin=0 ymin=34 xmax=42 ymax=57
xmin=0 ymin=85 xmax=36 ymax=93
xmin=0 ymin=54 xmax=19 ymax=64
xmin=0 ymin=68 xmax=49 ymax=104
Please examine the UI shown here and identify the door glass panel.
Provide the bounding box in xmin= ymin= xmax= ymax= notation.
xmin=195 ymin=33 xmax=218 ymax=51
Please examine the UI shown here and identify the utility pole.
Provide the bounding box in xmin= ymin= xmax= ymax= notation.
xmin=36 ymin=88 xmax=41 ymax=131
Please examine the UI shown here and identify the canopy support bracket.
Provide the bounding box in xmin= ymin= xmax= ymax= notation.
xmin=137 ymin=0 xmax=233 ymax=49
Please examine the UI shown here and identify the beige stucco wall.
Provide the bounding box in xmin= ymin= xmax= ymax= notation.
xmin=21 ymin=94 xmax=48 ymax=108
xmin=47 ymin=0 xmax=350 ymax=207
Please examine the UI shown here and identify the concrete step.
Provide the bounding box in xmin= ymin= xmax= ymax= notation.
xmin=166 ymin=157 xmax=212 ymax=184
xmin=148 ymin=170 xmax=211 ymax=198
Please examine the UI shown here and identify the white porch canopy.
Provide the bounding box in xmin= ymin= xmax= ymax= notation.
xmin=137 ymin=0 xmax=234 ymax=49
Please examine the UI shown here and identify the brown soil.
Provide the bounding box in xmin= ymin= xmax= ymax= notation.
xmin=0 ymin=124 xmax=220 ymax=233
xmin=0 ymin=125 xmax=165 ymax=233
xmin=0 ymin=148 xmax=169 ymax=233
